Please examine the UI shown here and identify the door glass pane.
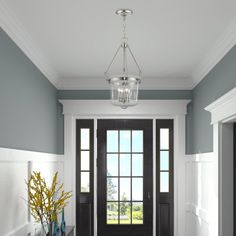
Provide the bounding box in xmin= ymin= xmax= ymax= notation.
xmin=81 ymin=128 xmax=90 ymax=149
xmin=107 ymin=154 xmax=118 ymax=176
xmin=107 ymin=202 xmax=118 ymax=224
xmin=160 ymin=151 xmax=169 ymax=171
xmin=105 ymin=127 xmax=146 ymax=225
xmin=120 ymin=178 xmax=131 ymax=201
xmin=107 ymin=131 xmax=118 ymax=152
xmin=132 ymin=130 xmax=143 ymax=152
xmin=120 ymin=130 xmax=131 ymax=152
xmin=132 ymin=202 xmax=143 ymax=224
xmin=119 ymin=202 xmax=131 ymax=224
xmin=107 ymin=178 xmax=118 ymax=200
xmin=132 ymin=178 xmax=143 ymax=201
xmin=132 ymin=154 xmax=143 ymax=176
xmin=160 ymin=128 xmax=169 ymax=149
xmin=120 ymin=154 xmax=131 ymax=176
xmin=81 ymin=172 xmax=90 ymax=192
xmin=81 ymin=151 xmax=90 ymax=171
xmin=160 ymin=172 xmax=169 ymax=192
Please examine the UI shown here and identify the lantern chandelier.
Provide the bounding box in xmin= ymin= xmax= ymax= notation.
xmin=105 ymin=9 xmax=142 ymax=109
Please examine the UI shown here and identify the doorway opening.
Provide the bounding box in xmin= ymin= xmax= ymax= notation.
xmin=76 ymin=119 xmax=174 ymax=236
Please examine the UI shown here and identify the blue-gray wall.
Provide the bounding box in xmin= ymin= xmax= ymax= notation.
xmin=0 ymin=28 xmax=62 ymax=154
xmin=57 ymin=90 xmax=192 ymax=100
xmin=186 ymin=46 xmax=236 ymax=154
xmin=2 ymin=23 xmax=236 ymax=155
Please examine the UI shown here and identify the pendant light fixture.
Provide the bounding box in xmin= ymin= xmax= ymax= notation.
xmin=105 ymin=9 xmax=142 ymax=109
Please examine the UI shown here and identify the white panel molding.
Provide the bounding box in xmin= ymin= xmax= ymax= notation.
xmin=185 ymin=152 xmax=218 ymax=236
xmin=186 ymin=203 xmax=209 ymax=224
xmin=57 ymin=76 xmax=194 ymax=90
xmin=0 ymin=0 xmax=58 ymax=86
xmin=0 ymin=147 xmax=64 ymax=162
xmin=0 ymin=147 xmax=64 ymax=236
xmin=205 ymin=86 xmax=236 ymax=124
xmin=6 ymin=223 xmax=33 ymax=236
xmin=192 ymin=17 xmax=236 ymax=88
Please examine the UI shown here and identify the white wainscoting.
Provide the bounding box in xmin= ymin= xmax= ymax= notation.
xmin=185 ymin=153 xmax=218 ymax=236
xmin=0 ymin=147 xmax=64 ymax=236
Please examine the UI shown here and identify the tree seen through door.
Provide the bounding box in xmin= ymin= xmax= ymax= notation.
xmin=106 ymin=130 xmax=144 ymax=224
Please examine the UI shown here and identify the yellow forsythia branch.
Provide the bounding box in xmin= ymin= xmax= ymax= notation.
xmin=26 ymin=171 xmax=72 ymax=225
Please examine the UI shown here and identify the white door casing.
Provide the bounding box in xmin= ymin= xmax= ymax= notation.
xmin=205 ymin=86 xmax=236 ymax=236
xmin=59 ymin=99 xmax=190 ymax=236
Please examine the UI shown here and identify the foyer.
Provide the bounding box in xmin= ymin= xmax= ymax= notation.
xmin=0 ymin=1 xmax=236 ymax=236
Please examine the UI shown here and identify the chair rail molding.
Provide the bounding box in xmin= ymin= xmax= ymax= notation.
xmin=205 ymin=86 xmax=236 ymax=236
xmin=59 ymin=99 xmax=190 ymax=236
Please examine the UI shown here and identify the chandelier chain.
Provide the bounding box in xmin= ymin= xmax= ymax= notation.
xmin=122 ymin=16 xmax=128 ymax=43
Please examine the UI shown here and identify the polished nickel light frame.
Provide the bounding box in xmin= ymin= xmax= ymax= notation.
xmin=105 ymin=9 xmax=142 ymax=109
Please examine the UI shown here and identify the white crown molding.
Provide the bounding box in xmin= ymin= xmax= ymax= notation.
xmin=56 ymin=76 xmax=194 ymax=90
xmin=192 ymin=17 xmax=236 ymax=88
xmin=1 ymin=0 xmax=236 ymax=90
xmin=0 ymin=0 xmax=59 ymax=87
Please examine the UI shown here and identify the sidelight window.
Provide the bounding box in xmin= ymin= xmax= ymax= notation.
xmin=160 ymin=128 xmax=170 ymax=192
xmin=80 ymin=128 xmax=91 ymax=193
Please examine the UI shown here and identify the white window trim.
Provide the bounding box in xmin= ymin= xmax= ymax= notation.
xmin=59 ymin=99 xmax=190 ymax=236
xmin=205 ymin=86 xmax=236 ymax=236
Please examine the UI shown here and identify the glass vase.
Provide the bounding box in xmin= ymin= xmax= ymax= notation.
xmin=40 ymin=223 xmax=53 ymax=236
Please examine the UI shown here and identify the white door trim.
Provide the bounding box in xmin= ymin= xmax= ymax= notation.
xmin=205 ymin=86 xmax=236 ymax=236
xmin=60 ymin=99 xmax=190 ymax=236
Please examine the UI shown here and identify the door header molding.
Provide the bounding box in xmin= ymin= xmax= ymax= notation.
xmin=205 ymin=86 xmax=236 ymax=124
xmin=59 ymin=100 xmax=190 ymax=116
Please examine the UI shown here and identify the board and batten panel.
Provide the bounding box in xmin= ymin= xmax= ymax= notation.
xmin=185 ymin=153 xmax=217 ymax=236
xmin=0 ymin=162 xmax=29 ymax=236
xmin=0 ymin=147 xmax=64 ymax=236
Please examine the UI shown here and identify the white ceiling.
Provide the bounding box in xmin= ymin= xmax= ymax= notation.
xmin=1 ymin=0 xmax=236 ymax=89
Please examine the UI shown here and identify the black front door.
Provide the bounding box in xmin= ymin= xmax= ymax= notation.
xmin=97 ymin=119 xmax=153 ymax=236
